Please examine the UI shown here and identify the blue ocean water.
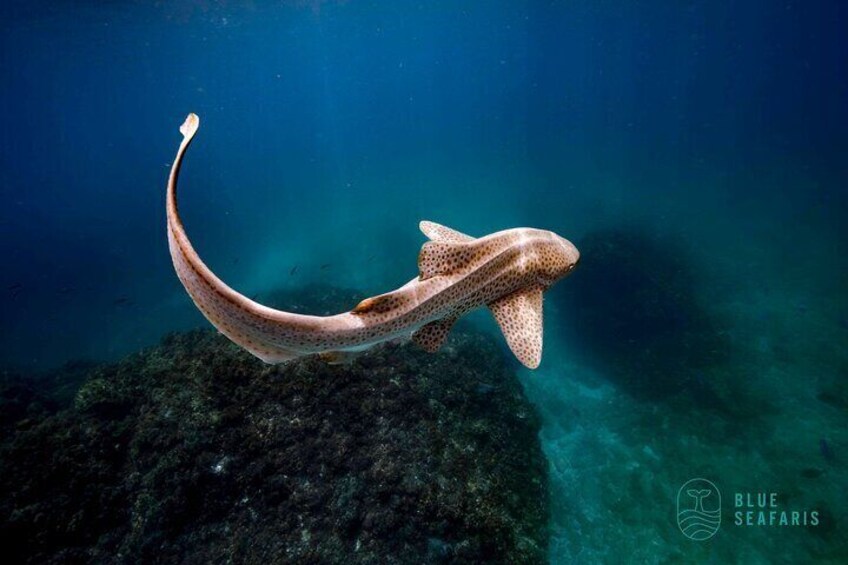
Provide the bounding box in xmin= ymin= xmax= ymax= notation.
xmin=1 ymin=1 xmax=846 ymax=562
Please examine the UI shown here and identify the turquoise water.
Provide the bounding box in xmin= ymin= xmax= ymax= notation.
xmin=1 ymin=1 xmax=846 ymax=562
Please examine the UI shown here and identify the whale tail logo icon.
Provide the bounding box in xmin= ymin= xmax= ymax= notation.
xmin=677 ymin=479 xmax=721 ymax=540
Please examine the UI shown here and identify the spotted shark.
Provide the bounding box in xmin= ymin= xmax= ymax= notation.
xmin=167 ymin=114 xmax=579 ymax=369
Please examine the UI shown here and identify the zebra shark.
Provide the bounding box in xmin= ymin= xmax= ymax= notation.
xmin=167 ymin=113 xmax=579 ymax=369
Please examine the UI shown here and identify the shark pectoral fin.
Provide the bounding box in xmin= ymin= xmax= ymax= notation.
xmin=489 ymin=288 xmax=544 ymax=369
xmin=418 ymin=241 xmax=475 ymax=280
xmin=419 ymin=221 xmax=475 ymax=243
xmin=412 ymin=317 xmax=457 ymax=352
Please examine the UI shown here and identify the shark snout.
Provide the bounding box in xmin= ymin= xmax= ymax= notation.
xmin=556 ymin=234 xmax=580 ymax=270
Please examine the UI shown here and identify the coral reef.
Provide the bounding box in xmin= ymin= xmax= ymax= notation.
xmin=0 ymin=286 xmax=548 ymax=564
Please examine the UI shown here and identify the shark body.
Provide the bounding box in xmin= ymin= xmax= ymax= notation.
xmin=167 ymin=114 xmax=579 ymax=369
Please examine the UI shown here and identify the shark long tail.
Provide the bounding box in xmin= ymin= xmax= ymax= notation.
xmin=166 ymin=113 xmax=323 ymax=363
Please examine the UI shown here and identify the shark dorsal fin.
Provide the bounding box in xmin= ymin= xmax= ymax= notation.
xmin=419 ymin=221 xmax=475 ymax=243
xmin=489 ymin=288 xmax=544 ymax=369
xmin=418 ymin=240 xmax=476 ymax=280
xmin=412 ymin=317 xmax=457 ymax=352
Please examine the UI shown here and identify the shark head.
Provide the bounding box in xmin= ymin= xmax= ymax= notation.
xmin=532 ymin=230 xmax=580 ymax=288
xmin=415 ymin=223 xmax=579 ymax=368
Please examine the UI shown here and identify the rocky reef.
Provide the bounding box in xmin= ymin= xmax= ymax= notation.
xmin=0 ymin=286 xmax=548 ymax=564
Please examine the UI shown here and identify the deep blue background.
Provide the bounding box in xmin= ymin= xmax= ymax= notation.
xmin=1 ymin=0 xmax=845 ymax=368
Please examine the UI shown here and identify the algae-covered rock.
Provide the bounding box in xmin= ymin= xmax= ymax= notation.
xmin=0 ymin=360 xmax=96 ymax=435
xmin=0 ymin=295 xmax=548 ymax=563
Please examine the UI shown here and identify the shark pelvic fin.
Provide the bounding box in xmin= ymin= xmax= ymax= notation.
xmin=488 ymin=288 xmax=544 ymax=369
xmin=419 ymin=221 xmax=475 ymax=243
xmin=412 ymin=317 xmax=457 ymax=352
xmin=418 ymin=241 xmax=475 ymax=280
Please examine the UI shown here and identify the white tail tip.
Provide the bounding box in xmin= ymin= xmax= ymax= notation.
xmin=179 ymin=113 xmax=199 ymax=139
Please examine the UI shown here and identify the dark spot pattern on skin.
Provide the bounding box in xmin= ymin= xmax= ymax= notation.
xmin=172 ymin=221 xmax=570 ymax=368
xmin=167 ymin=123 xmax=578 ymax=368
xmin=412 ymin=317 xmax=457 ymax=352
xmin=489 ymin=289 xmax=544 ymax=369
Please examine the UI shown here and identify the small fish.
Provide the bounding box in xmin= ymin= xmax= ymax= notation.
xmin=320 ymin=263 xmax=332 ymax=270
xmin=819 ymin=438 xmax=835 ymax=463
xmin=232 ymin=258 xmax=240 ymax=265
xmin=58 ymin=286 xmax=75 ymax=295
xmin=113 ymin=297 xmax=132 ymax=307
xmin=290 ymin=265 xmax=298 ymax=276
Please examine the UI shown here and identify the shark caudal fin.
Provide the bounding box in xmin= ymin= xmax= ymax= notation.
xmin=419 ymin=221 xmax=475 ymax=243
xmin=167 ymin=114 xmax=324 ymax=367
xmin=489 ymin=288 xmax=544 ymax=369
xmin=180 ymin=113 xmax=200 ymax=139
